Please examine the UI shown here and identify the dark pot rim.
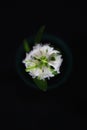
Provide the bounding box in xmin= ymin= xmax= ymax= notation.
xmin=15 ymin=34 xmax=73 ymax=90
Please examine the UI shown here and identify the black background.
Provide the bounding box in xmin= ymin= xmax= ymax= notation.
xmin=0 ymin=7 xmax=87 ymax=129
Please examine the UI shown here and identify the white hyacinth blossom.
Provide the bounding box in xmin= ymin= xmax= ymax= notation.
xmin=22 ymin=43 xmax=63 ymax=80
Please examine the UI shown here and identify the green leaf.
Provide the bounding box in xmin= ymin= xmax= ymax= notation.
xmin=33 ymin=78 xmax=47 ymax=91
xmin=34 ymin=25 xmax=45 ymax=43
xmin=23 ymin=40 xmax=30 ymax=52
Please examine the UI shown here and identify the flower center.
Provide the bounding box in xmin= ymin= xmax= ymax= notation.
xmin=40 ymin=56 xmax=48 ymax=65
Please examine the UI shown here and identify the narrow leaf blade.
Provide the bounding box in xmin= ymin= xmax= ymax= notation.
xmin=33 ymin=78 xmax=47 ymax=91
xmin=34 ymin=25 xmax=45 ymax=43
xmin=23 ymin=40 xmax=30 ymax=52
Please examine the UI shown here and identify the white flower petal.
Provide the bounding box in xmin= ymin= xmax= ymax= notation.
xmin=33 ymin=43 xmax=42 ymax=50
xmin=48 ymin=55 xmax=63 ymax=73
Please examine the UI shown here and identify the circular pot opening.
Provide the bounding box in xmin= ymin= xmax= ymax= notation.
xmin=15 ymin=34 xmax=73 ymax=90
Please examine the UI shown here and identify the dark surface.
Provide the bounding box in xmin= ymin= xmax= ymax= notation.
xmin=0 ymin=7 xmax=87 ymax=129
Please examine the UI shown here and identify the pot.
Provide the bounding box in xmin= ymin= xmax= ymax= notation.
xmin=15 ymin=34 xmax=72 ymax=90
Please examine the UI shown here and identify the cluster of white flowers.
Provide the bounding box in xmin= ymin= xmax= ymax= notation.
xmin=22 ymin=44 xmax=63 ymax=80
